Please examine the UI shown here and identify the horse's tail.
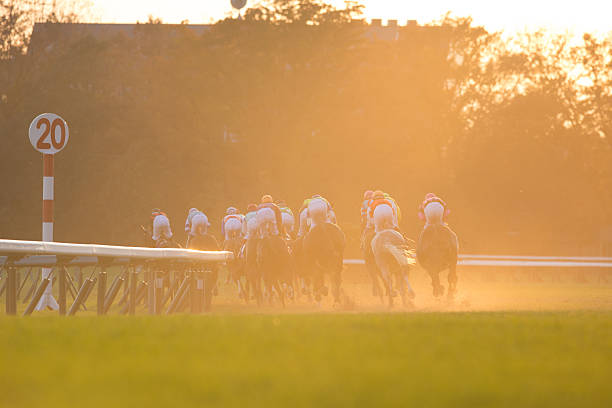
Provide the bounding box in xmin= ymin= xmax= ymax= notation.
xmin=384 ymin=243 xmax=416 ymax=267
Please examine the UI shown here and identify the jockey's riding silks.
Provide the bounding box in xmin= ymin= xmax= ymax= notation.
xmin=256 ymin=207 xmax=279 ymax=236
xmin=276 ymin=203 xmax=295 ymax=234
xmin=256 ymin=198 xmax=284 ymax=237
xmin=185 ymin=209 xmax=210 ymax=237
xmin=281 ymin=212 xmax=295 ymax=233
xmin=307 ymin=198 xmax=329 ymax=228
xmin=384 ymin=193 xmax=402 ymax=225
xmin=243 ymin=204 xmax=259 ymax=239
xmin=297 ymin=195 xmax=335 ymax=236
xmin=298 ymin=207 xmax=310 ymax=237
xmin=368 ymin=197 xmax=396 ymax=224
xmin=418 ymin=193 xmax=450 ymax=224
xmin=244 ymin=212 xmax=258 ymax=239
xmin=190 ymin=213 xmax=209 ymax=236
xmin=372 ymin=203 xmax=395 ymax=233
xmin=424 ymin=201 xmax=445 ymax=226
xmin=223 ymin=213 xmax=244 ymax=240
xmin=361 ymin=190 xmax=374 ymax=228
xmin=152 ymin=212 xmax=173 ymax=241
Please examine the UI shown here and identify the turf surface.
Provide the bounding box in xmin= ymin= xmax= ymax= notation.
xmin=1 ymin=312 xmax=611 ymax=407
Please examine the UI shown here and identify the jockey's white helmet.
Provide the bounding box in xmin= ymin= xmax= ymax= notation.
xmin=226 ymin=206 xmax=238 ymax=215
xmin=189 ymin=207 xmax=198 ymax=214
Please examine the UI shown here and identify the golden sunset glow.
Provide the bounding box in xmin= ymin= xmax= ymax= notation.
xmin=92 ymin=0 xmax=612 ymax=34
xmin=2 ymin=0 xmax=612 ymax=406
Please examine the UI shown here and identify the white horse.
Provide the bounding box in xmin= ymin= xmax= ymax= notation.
xmin=371 ymin=229 xmax=416 ymax=308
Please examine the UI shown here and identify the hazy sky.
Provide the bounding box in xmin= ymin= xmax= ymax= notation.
xmin=92 ymin=0 xmax=611 ymax=35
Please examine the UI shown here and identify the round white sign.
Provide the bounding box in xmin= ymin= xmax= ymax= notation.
xmin=231 ymin=0 xmax=247 ymax=10
xmin=29 ymin=113 xmax=69 ymax=155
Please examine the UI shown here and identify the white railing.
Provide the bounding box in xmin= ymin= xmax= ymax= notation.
xmin=344 ymin=254 xmax=612 ymax=268
xmin=0 ymin=239 xmax=233 ymax=316
xmin=0 ymin=239 xmax=232 ymax=264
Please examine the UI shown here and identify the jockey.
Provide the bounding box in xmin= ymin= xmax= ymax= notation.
xmin=298 ymin=194 xmax=336 ymax=236
xmin=418 ymin=193 xmax=450 ymax=226
xmin=297 ymin=197 xmax=313 ymax=237
xmin=222 ymin=206 xmax=245 ymax=241
xmin=384 ymin=192 xmax=402 ymax=227
xmin=243 ymin=203 xmax=259 ymax=239
xmin=185 ymin=208 xmax=210 ymax=245
xmin=361 ymin=190 xmax=374 ymax=229
xmin=256 ymin=195 xmax=284 ymax=237
xmin=367 ymin=190 xmax=399 ymax=233
xmin=307 ymin=194 xmax=335 ymax=230
xmin=151 ymin=208 xmax=173 ymax=246
xmin=276 ymin=200 xmax=296 ymax=237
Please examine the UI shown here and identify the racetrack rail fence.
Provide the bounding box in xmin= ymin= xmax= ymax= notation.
xmin=0 ymin=239 xmax=232 ymax=316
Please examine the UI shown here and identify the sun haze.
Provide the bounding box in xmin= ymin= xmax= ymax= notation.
xmin=92 ymin=0 xmax=612 ymax=34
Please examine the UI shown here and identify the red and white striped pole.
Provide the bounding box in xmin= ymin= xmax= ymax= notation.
xmin=29 ymin=113 xmax=69 ymax=311
xmin=36 ymin=154 xmax=59 ymax=310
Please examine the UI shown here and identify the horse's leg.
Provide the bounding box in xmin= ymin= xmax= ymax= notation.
xmin=313 ymin=267 xmax=325 ymax=303
xmin=331 ymin=267 xmax=342 ymax=305
xmin=380 ymin=266 xmax=393 ymax=308
xmin=394 ymin=270 xmax=405 ymax=306
xmin=402 ymin=266 xmax=416 ymax=299
xmin=447 ymin=262 xmax=458 ymax=299
xmin=365 ymin=258 xmax=382 ymax=297
xmin=429 ymin=270 xmax=444 ymax=298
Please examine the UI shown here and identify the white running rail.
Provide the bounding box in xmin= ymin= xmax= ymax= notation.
xmin=0 ymin=239 xmax=233 ymax=266
xmin=344 ymin=255 xmax=612 ymax=268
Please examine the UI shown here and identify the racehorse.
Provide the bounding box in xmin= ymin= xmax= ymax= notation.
xmin=242 ymin=236 xmax=261 ymax=305
xmin=417 ymin=223 xmax=458 ymax=299
xmin=302 ymin=222 xmax=345 ymax=304
xmin=256 ymin=234 xmax=292 ymax=307
xmin=371 ymin=229 xmax=416 ymax=308
xmin=361 ymin=227 xmax=385 ymax=301
xmin=290 ymin=235 xmax=313 ymax=300
xmin=223 ymin=232 xmax=246 ymax=301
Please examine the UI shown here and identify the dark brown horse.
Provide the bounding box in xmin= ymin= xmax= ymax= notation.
xmin=302 ymin=222 xmax=345 ymax=304
xmin=223 ymin=234 xmax=246 ymax=301
xmin=417 ymin=224 xmax=458 ymax=299
xmin=243 ymin=237 xmax=261 ymax=304
xmin=257 ymin=234 xmax=292 ymax=307
xmin=290 ymin=235 xmax=314 ymax=300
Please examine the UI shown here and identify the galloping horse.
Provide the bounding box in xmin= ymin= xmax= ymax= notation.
xmin=302 ymin=222 xmax=345 ymax=304
xmin=257 ymin=234 xmax=292 ymax=307
xmin=243 ymin=236 xmax=261 ymax=304
xmin=417 ymin=223 xmax=458 ymax=299
xmin=361 ymin=227 xmax=384 ymax=300
xmin=223 ymin=232 xmax=246 ymax=300
xmin=371 ymin=229 xmax=416 ymax=308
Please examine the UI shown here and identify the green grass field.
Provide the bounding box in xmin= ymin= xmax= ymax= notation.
xmin=2 ymin=312 xmax=612 ymax=407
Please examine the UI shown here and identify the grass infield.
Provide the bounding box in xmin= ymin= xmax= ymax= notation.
xmin=1 ymin=312 xmax=611 ymax=407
